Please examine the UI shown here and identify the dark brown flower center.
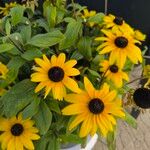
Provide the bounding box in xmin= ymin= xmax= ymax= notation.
xmin=133 ymin=88 xmax=150 ymax=109
xmin=109 ymin=65 xmax=119 ymax=73
xmin=115 ymin=36 xmax=128 ymax=48
xmin=113 ymin=16 xmax=123 ymax=25
xmin=11 ymin=123 xmax=24 ymax=136
xmin=48 ymin=67 xmax=64 ymax=82
xmin=88 ymin=98 xmax=104 ymax=114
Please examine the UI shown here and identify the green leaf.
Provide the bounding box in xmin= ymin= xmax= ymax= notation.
xmin=47 ymin=135 xmax=60 ymax=150
xmin=21 ymin=49 xmax=43 ymax=61
xmin=123 ymin=110 xmax=137 ymax=129
xmin=88 ymin=13 xmax=105 ymax=24
xmin=0 ymin=79 xmax=37 ymax=117
xmin=59 ymin=21 xmax=82 ymax=50
xmin=20 ymin=25 xmax=31 ymax=43
xmin=10 ymin=6 xmax=25 ymax=26
xmin=106 ymin=130 xmax=116 ymax=150
xmin=88 ymin=69 xmax=100 ymax=77
xmin=70 ymin=51 xmax=83 ymax=60
xmin=46 ymin=99 xmax=61 ymax=114
xmin=77 ymin=37 xmax=92 ymax=59
xmin=43 ymin=1 xmax=57 ymax=28
xmin=60 ymin=134 xmax=82 ymax=144
xmin=22 ymin=97 xmax=41 ymax=119
xmin=33 ymin=101 xmax=52 ymax=135
xmin=0 ymin=43 xmax=14 ymax=53
xmin=5 ymin=19 xmax=11 ymax=35
xmin=27 ymin=30 xmax=65 ymax=48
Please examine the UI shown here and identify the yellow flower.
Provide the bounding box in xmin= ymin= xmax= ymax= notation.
xmin=62 ymin=77 xmax=125 ymax=138
xmin=95 ymin=30 xmax=142 ymax=68
xmin=0 ymin=88 xmax=6 ymax=96
xmin=0 ymin=2 xmax=17 ymax=16
xmin=134 ymin=30 xmax=146 ymax=41
xmin=31 ymin=53 xmax=80 ymax=100
xmin=103 ymin=14 xmax=133 ymax=33
xmin=0 ymin=115 xmax=40 ymax=150
xmin=100 ymin=60 xmax=129 ymax=87
xmin=0 ymin=62 xmax=8 ymax=79
xmin=82 ymin=9 xmax=96 ymax=27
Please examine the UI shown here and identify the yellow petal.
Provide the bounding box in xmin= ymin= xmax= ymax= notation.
xmin=65 ymin=68 xmax=80 ymax=76
xmin=62 ymin=104 xmax=87 ymax=115
xmin=7 ymin=138 xmax=15 ymax=150
xmin=51 ymin=55 xmax=57 ymax=66
xmin=69 ymin=113 xmax=87 ymax=130
xmin=63 ymin=77 xmax=81 ymax=93
xmin=65 ymin=92 xmax=89 ymax=103
xmin=90 ymin=115 xmax=97 ymax=136
xmin=52 ymin=84 xmax=66 ymax=100
xmin=84 ymin=77 xmax=95 ymax=98
xmin=21 ymin=136 xmax=34 ymax=150
xmin=79 ymin=114 xmax=92 ymax=137
xmin=15 ymin=137 xmax=23 ymax=150
xmin=44 ymin=85 xmax=52 ymax=99
xmin=64 ymin=60 xmax=77 ymax=70
xmin=35 ymin=82 xmax=46 ymax=93
xmin=34 ymin=58 xmax=50 ymax=69
xmin=57 ymin=53 xmax=66 ymax=66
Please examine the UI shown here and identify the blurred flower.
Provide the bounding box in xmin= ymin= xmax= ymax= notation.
xmin=0 ymin=2 xmax=17 ymax=16
xmin=0 ymin=114 xmax=40 ymax=150
xmin=100 ymin=60 xmax=129 ymax=87
xmin=0 ymin=62 xmax=8 ymax=79
xmin=0 ymin=88 xmax=6 ymax=96
xmin=103 ymin=14 xmax=133 ymax=33
xmin=134 ymin=30 xmax=146 ymax=41
xmin=62 ymin=77 xmax=125 ymax=137
xmin=133 ymin=88 xmax=150 ymax=108
xmin=82 ymin=9 xmax=96 ymax=27
xmin=95 ymin=29 xmax=142 ymax=68
xmin=31 ymin=53 xmax=80 ymax=100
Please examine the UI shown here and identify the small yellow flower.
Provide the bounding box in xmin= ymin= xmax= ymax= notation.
xmin=134 ymin=30 xmax=146 ymax=41
xmin=82 ymin=9 xmax=96 ymax=27
xmin=0 ymin=62 xmax=8 ymax=79
xmin=0 ymin=115 xmax=40 ymax=150
xmin=62 ymin=77 xmax=125 ymax=138
xmin=31 ymin=53 xmax=80 ymax=100
xmin=0 ymin=2 xmax=17 ymax=16
xmin=103 ymin=14 xmax=133 ymax=33
xmin=95 ymin=29 xmax=142 ymax=68
xmin=100 ymin=60 xmax=129 ymax=87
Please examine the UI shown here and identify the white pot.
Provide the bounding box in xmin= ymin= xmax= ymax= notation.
xmin=61 ymin=134 xmax=98 ymax=150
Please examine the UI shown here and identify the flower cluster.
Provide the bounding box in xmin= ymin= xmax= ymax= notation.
xmin=0 ymin=0 xmax=149 ymax=150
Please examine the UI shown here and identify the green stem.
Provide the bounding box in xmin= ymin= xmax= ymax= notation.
xmin=0 ymin=29 xmax=24 ymax=53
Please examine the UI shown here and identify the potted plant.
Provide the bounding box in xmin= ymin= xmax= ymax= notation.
xmin=0 ymin=0 xmax=150 ymax=150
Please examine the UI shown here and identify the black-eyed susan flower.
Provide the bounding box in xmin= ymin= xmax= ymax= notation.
xmin=103 ymin=14 xmax=133 ymax=33
xmin=95 ymin=30 xmax=142 ymax=68
xmin=134 ymin=30 xmax=146 ymax=42
xmin=0 ymin=62 xmax=8 ymax=79
xmin=62 ymin=77 xmax=125 ymax=137
xmin=0 ymin=2 xmax=17 ymax=16
xmin=31 ymin=53 xmax=80 ymax=100
xmin=100 ymin=60 xmax=129 ymax=87
xmin=133 ymin=88 xmax=150 ymax=109
xmin=82 ymin=9 xmax=96 ymax=27
xmin=0 ymin=115 xmax=40 ymax=150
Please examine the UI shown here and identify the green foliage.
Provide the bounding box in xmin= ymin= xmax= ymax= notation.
xmin=0 ymin=79 xmax=37 ymax=117
xmin=10 ymin=6 xmax=25 ymax=26
xmin=77 ymin=36 xmax=92 ymax=59
xmin=59 ymin=20 xmax=83 ymax=50
xmin=106 ymin=130 xmax=116 ymax=150
xmin=33 ymin=101 xmax=52 ymax=135
xmin=0 ymin=43 xmax=14 ymax=53
xmin=27 ymin=30 xmax=65 ymax=48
